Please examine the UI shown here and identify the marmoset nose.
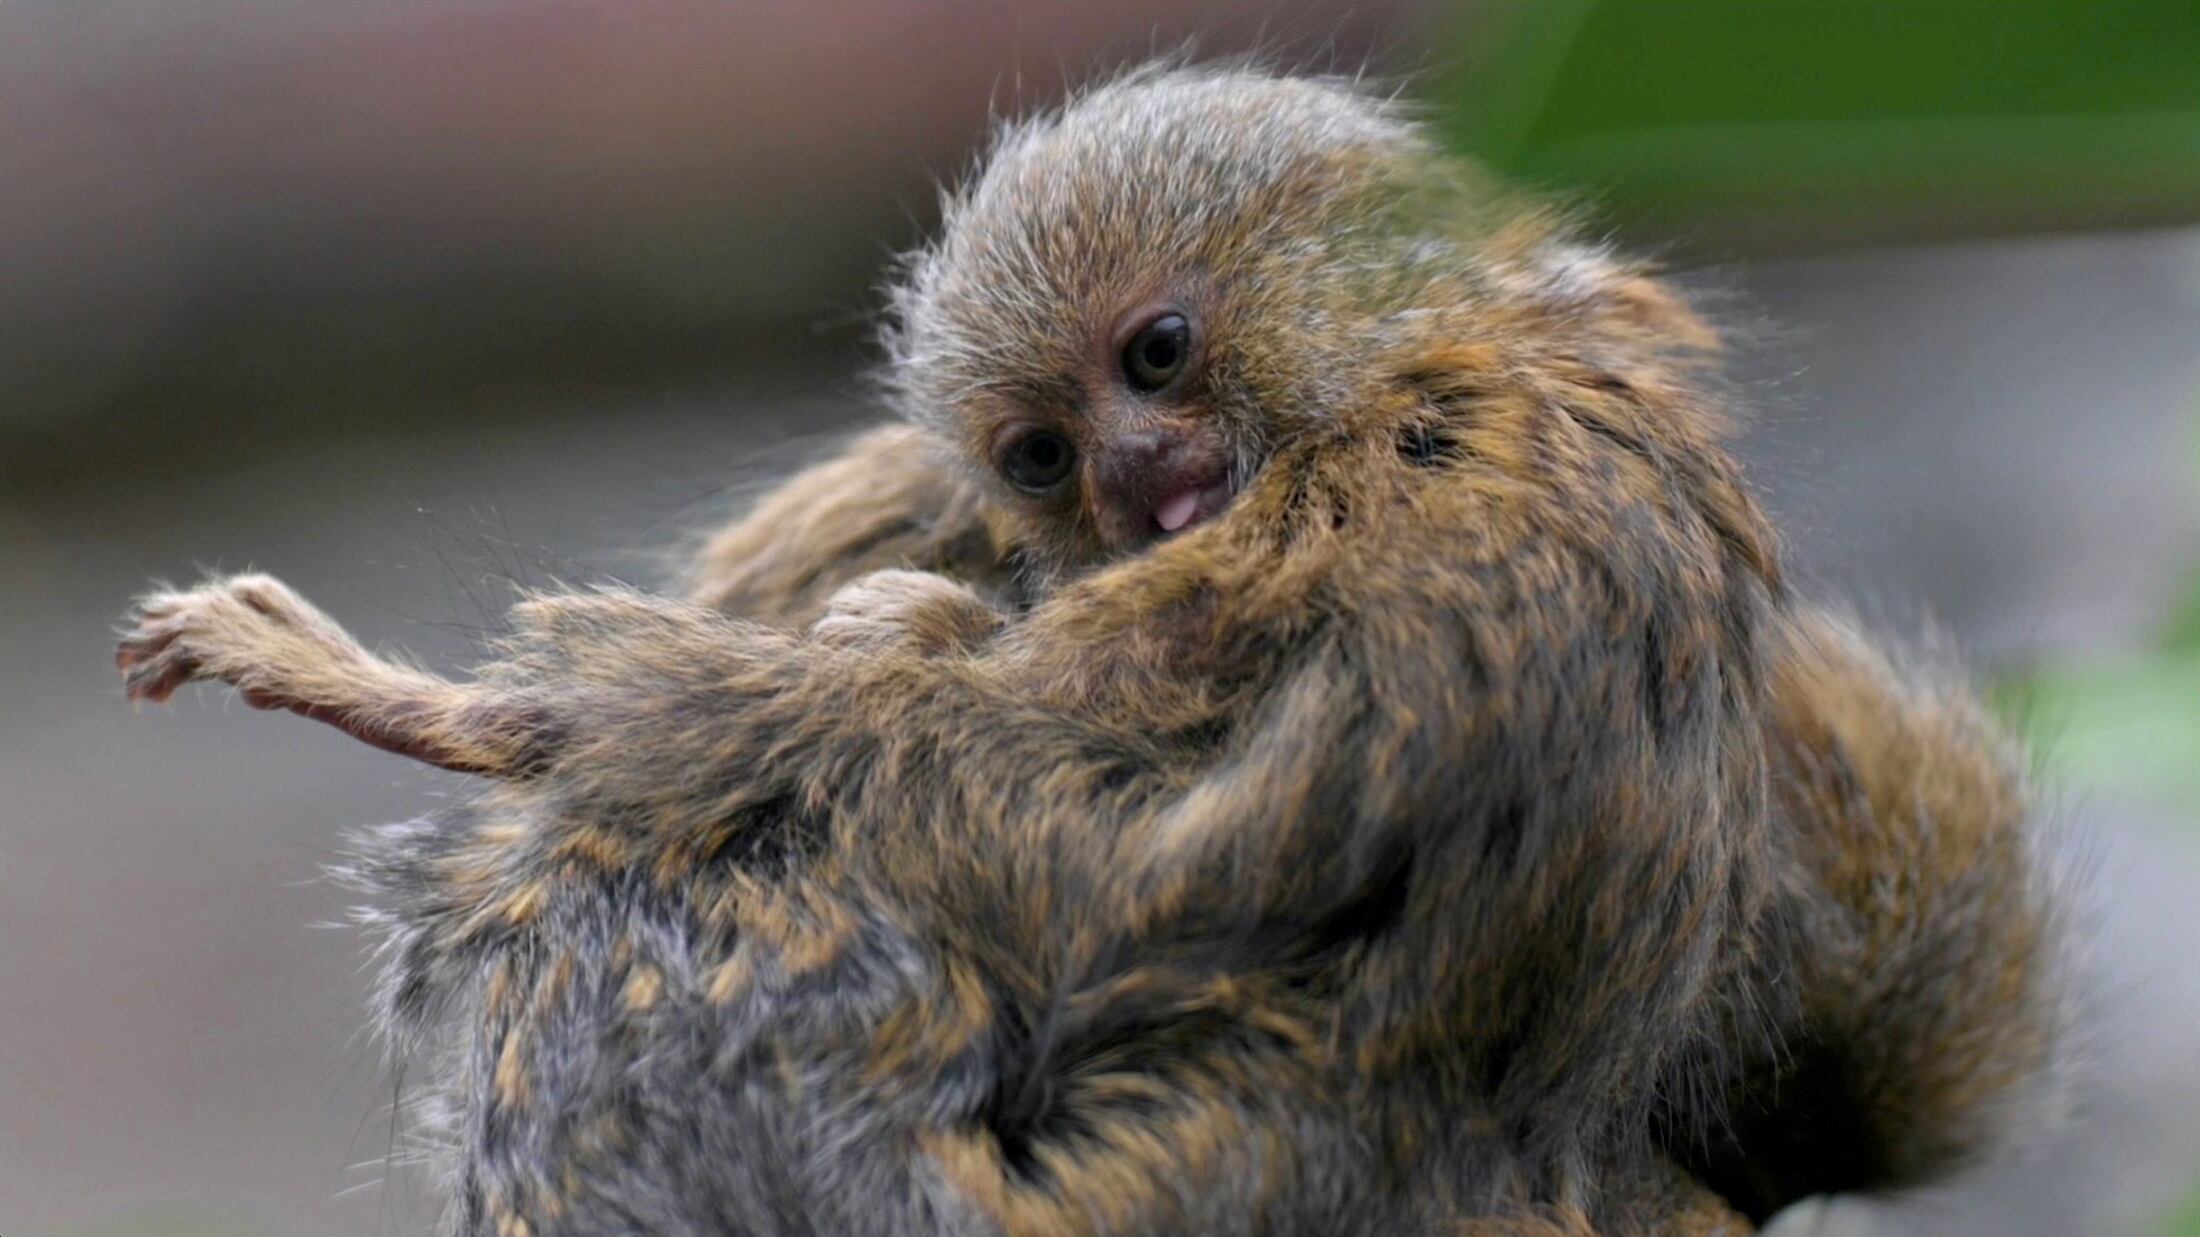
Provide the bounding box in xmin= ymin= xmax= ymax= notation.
xmin=1093 ymin=429 xmax=1181 ymax=509
xmin=1089 ymin=425 xmax=1230 ymax=549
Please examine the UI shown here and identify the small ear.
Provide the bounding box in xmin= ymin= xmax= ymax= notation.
xmin=1601 ymin=270 xmax=1721 ymax=353
xmin=1529 ymin=241 xmax=1722 ymax=357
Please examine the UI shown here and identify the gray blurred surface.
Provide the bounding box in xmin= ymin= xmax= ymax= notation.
xmin=1738 ymin=230 xmax=2200 ymax=659
xmin=4 ymin=227 xmax=2199 ymax=1235
xmin=0 ymin=0 xmax=1455 ymax=476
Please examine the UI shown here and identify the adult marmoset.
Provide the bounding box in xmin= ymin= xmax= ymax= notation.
xmin=117 ymin=65 xmax=2071 ymax=1235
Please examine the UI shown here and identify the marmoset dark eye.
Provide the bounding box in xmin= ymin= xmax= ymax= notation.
xmin=1122 ymin=312 xmax=1192 ymax=392
xmin=1000 ymin=428 xmax=1077 ymax=492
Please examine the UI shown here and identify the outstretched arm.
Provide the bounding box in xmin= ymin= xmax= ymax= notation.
xmin=116 ymin=420 xmax=1009 ymax=777
xmin=117 ymin=574 xmax=547 ymax=777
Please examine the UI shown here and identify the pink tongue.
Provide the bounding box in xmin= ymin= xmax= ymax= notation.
xmin=1155 ymin=489 xmax=1200 ymax=532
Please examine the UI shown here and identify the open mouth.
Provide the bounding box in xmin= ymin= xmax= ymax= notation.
xmin=1153 ymin=473 xmax=1235 ymax=535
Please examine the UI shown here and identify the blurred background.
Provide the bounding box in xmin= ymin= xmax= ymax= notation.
xmin=2 ymin=1 xmax=2198 ymax=1233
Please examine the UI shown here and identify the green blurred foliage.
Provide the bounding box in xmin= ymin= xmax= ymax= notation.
xmin=2014 ymin=652 xmax=2200 ymax=813
xmin=2004 ymin=404 xmax=2200 ymax=824
xmin=1443 ymin=0 xmax=2200 ymax=252
xmin=2164 ymin=1181 xmax=2200 ymax=1237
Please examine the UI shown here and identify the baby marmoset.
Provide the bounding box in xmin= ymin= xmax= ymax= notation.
xmin=118 ymin=66 xmax=2070 ymax=1235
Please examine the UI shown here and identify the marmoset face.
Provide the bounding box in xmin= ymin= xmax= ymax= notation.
xmin=982 ymin=299 xmax=1231 ymax=553
xmin=885 ymin=68 xmax=1444 ymax=573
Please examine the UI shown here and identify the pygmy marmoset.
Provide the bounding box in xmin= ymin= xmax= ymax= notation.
xmin=118 ymin=65 xmax=2072 ymax=1236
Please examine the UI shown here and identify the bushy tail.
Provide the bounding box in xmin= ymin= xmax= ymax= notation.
xmin=1679 ymin=610 xmax=2079 ymax=1220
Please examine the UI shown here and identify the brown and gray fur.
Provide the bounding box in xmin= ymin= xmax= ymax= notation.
xmin=116 ymin=66 xmax=2071 ymax=1235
